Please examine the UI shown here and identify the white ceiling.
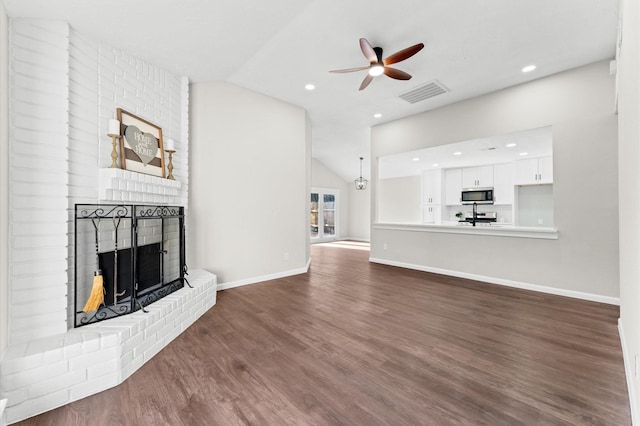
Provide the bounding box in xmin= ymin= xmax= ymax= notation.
xmin=3 ymin=0 xmax=619 ymax=182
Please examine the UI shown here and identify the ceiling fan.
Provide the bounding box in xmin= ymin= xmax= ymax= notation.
xmin=330 ymin=38 xmax=425 ymax=91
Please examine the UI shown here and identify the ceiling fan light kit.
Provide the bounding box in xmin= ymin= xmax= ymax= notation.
xmin=368 ymin=64 xmax=384 ymax=76
xmin=330 ymin=38 xmax=425 ymax=91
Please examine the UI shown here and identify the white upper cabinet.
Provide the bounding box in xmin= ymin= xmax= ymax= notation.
xmin=516 ymin=156 xmax=553 ymax=185
xmin=422 ymin=169 xmax=442 ymax=205
xmin=537 ymin=156 xmax=553 ymax=184
xmin=493 ymin=163 xmax=515 ymax=205
xmin=444 ymin=168 xmax=462 ymax=205
xmin=462 ymin=165 xmax=494 ymax=188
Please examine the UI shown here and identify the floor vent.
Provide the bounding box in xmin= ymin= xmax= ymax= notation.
xmin=398 ymin=80 xmax=448 ymax=104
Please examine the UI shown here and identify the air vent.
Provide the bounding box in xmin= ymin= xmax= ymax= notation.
xmin=398 ymin=80 xmax=448 ymax=104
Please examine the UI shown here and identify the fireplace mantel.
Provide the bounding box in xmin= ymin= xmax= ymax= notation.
xmin=99 ymin=169 xmax=182 ymax=205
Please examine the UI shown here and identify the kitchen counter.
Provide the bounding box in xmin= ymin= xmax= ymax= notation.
xmin=373 ymin=221 xmax=559 ymax=239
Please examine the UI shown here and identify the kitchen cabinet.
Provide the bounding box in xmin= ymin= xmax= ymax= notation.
xmin=516 ymin=156 xmax=553 ymax=185
xmin=462 ymin=165 xmax=493 ymax=188
xmin=422 ymin=169 xmax=442 ymax=205
xmin=493 ymin=163 xmax=515 ymax=205
xmin=444 ymin=168 xmax=462 ymax=205
xmin=422 ymin=169 xmax=442 ymax=224
xmin=423 ymin=205 xmax=441 ymax=224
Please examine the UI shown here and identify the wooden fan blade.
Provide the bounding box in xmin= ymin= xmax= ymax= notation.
xmin=329 ymin=66 xmax=369 ymax=73
xmin=383 ymin=67 xmax=412 ymax=80
xmin=359 ymin=38 xmax=378 ymax=64
xmin=359 ymin=74 xmax=374 ymax=90
xmin=383 ymin=43 xmax=424 ymax=66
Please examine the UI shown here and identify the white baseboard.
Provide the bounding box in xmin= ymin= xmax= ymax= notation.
xmin=369 ymin=257 xmax=620 ymax=305
xmin=217 ymin=258 xmax=311 ymax=291
xmin=344 ymin=237 xmax=370 ymax=243
xmin=619 ymin=319 xmax=638 ymax=425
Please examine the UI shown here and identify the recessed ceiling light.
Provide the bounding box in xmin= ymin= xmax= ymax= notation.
xmin=520 ymin=152 xmax=529 ymax=156
xmin=305 ymin=84 xmax=315 ymax=90
xmin=453 ymin=151 xmax=462 ymax=156
xmin=432 ymin=163 xmax=439 ymax=167
xmin=412 ymin=157 xmax=420 ymax=162
xmin=522 ymin=65 xmax=536 ymax=73
xmin=374 ymin=113 xmax=382 ymax=118
xmin=506 ymin=143 xmax=517 ymax=148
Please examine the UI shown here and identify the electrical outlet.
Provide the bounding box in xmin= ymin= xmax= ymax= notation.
xmin=383 ymin=243 xmax=388 ymax=250
xmin=284 ymin=252 xmax=289 ymax=261
xmin=537 ymin=218 xmax=543 ymax=225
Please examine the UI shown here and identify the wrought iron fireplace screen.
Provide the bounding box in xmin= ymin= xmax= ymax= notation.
xmin=74 ymin=204 xmax=188 ymax=327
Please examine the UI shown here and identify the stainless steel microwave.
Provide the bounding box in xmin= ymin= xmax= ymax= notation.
xmin=461 ymin=187 xmax=494 ymax=205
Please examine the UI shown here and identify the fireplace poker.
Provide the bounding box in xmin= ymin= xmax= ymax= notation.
xmin=113 ymin=213 xmax=126 ymax=305
xmin=82 ymin=218 xmax=105 ymax=312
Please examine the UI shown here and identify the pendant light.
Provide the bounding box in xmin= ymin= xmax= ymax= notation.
xmin=354 ymin=157 xmax=367 ymax=190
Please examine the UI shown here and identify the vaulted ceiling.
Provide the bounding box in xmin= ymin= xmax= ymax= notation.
xmin=3 ymin=0 xmax=619 ymax=181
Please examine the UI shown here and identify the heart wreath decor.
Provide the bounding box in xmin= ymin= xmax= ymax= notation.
xmin=124 ymin=125 xmax=158 ymax=166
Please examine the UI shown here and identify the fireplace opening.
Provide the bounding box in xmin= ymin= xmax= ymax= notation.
xmin=98 ymin=242 xmax=162 ymax=305
xmin=74 ymin=204 xmax=187 ymax=327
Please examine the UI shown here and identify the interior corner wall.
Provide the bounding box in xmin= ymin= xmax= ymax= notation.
xmin=348 ymin=184 xmax=371 ymax=242
xmin=304 ymin=115 xmax=311 ymax=262
xmin=618 ymin=0 xmax=640 ymax=421
xmin=311 ymin=158 xmax=350 ymax=239
xmin=371 ymin=60 xmax=619 ymax=300
xmin=189 ymin=82 xmax=309 ymax=286
xmin=0 ymin=1 xmax=9 ymax=357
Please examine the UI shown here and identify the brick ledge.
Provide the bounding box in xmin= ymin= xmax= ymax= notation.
xmin=0 ymin=269 xmax=216 ymax=424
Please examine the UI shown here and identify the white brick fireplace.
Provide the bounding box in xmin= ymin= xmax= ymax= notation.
xmin=1 ymin=19 xmax=216 ymax=424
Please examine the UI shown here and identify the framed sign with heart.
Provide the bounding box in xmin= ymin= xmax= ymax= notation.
xmin=117 ymin=108 xmax=166 ymax=178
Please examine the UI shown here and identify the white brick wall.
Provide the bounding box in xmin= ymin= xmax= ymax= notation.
xmin=9 ymin=20 xmax=191 ymax=344
xmin=2 ymin=18 xmax=207 ymax=425
xmin=9 ymin=19 xmax=70 ymax=344
xmin=68 ymin=29 xmax=190 ymax=328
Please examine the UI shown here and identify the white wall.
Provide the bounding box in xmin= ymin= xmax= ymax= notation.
xmin=189 ymin=82 xmax=310 ymax=286
xmin=8 ymin=19 xmax=70 ymax=343
xmin=371 ymin=60 xmax=619 ymax=301
xmin=0 ymin=2 xmax=8 ymax=357
xmin=348 ymin=185 xmax=370 ymax=241
xmin=618 ymin=0 xmax=640 ymax=421
xmin=311 ymin=158 xmax=350 ymax=239
xmin=378 ymin=176 xmax=421 ymax=223
xmin=305 ymin=116 xmax=312 ymax=262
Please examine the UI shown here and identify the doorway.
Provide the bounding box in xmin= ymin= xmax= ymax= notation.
xmin=310 ymin=188 xmax=339 ymax=242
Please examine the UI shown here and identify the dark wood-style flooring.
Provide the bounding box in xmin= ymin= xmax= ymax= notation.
xmin=19 ymin=244 xmax=630 ymax=425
